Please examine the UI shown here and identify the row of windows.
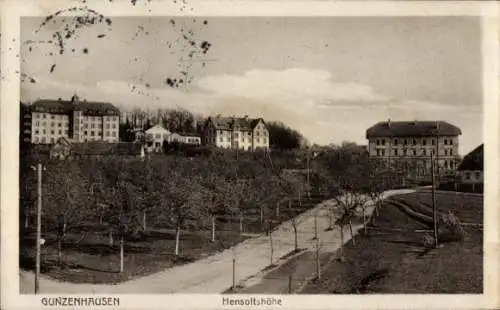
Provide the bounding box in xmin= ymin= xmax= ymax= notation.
xmin=81 ymin=123 xmax=117 ymax=129
xmin=33 ymin=113 xmax=118 ymax=121
xmin=464 ymin=171 xmax=482 ymax=180
xmin=219 ymin=137 xmax=268 ymax=144
xmin=376 ymin=148 xmax=454 ymax=156
xmin=82 ymin=130 xmax=118 ymax=137
xmin=35 ymin=121 xmax=68 ymax=127
xmin=375 ymin=138 xmax=454 ymax=146
xmin=34 ymin=129 xmax=69 ymax=135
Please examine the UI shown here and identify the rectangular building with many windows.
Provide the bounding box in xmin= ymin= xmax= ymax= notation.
xmin=28 ymin=95 xmax=120 ymax=144
xmin=203 ymin=115 xmax=269 ymax=150
xmin=366 ymin=120 xmax=462 ymax=178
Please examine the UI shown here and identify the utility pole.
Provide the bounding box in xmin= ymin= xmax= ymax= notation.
xmin=306 ymin=147 xmax=310 ymax=198
xmin=430 ymin=153 xmax=438 ymax=247
xmin=34 ymin=163 xmax=43 ymax=294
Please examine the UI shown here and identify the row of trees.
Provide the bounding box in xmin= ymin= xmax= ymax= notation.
xmin=20 ymin=143 xmax=404 ymax=270
xmin=119 ymin=108 xmax=307 ymax=150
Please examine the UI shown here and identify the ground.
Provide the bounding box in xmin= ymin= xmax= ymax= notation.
xmin=19 ymin=193 xmax=327 ymax=285
xmin=300 ymin=190 xmax=483 ymax=294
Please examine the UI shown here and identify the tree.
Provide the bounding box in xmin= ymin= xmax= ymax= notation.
xmin=158 ymin=159 xmax=207 ymax=256
xmin=267 ymin=121 xmax=307 ymax=150
xmin=42 ymin=161 xmax=92 ymax=266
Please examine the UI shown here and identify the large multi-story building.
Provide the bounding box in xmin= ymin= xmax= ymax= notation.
xmin=366 ymin=120 xmax=462 ymax=177
xmin=203 ymin=115 xmax=269 ymax=150
xmin=28 ymin=95 xmax=120 ymax=144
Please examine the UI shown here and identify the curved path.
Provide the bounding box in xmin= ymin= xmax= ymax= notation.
xmin=20 ymin=189 xmax=415 ymax=294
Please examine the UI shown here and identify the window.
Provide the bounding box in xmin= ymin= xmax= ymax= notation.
xmin=65 ymin=130 xmax=69 ymax=135
xmin=382 ymin=139 xmax=386 ymax=146
xmin=106 ymin=124 xmax=110 ymax=129
xmin=450 ymin=139 xmax=453 ymax=145
xmin=449 ymin=149 xmax=453 ymax=156
xmin=58 ymin=123 xmax=62 ymax=127
xmin=84 ymin=131 xmax=88 ymax=135
xmin=36 ymin=122 xmax=40 ymax=126
xmin=404 ymin=139 xmax=408 ymax=145
xmin=394 ymin=149 xmax=398 ymax=156
xmin=423 ymin=139 xmax=427 ymax=146
xmin=50 ymin=137 xmax=55 ymax=143
xmin=423 ymin=149 xmax=426 ymax=156
xmin=51 ymin=122 xmax=55 ymax=127
xmin=58 ymin=130 xmax=62 ymax=135
xmin=112 ymin=124 xmax=116 ymax=128
xmin=403 ymin=149 xmax=407 ymax=156
xmin=91 ymin=124 xmax=95 ymax=129
xmin=257 ymin=138 xmax=260 ymax=143
xmin=412 ymin=139 xmax=416 ymax=145
xmin=444 ymin=160 xmax=448 ymax=169
xmin=105 ymin=131 xmax=109 ymax=137
xmin=51 ymin=130 xmax=55 ymax=135
xmin=155 ymin=134 xmax=161 ymax=139
xmin=51 ymin=115 xmax=55 ymax=119
xmin=444 ymin=149 xmax=448 ymax=156
xmin=465 ymin=172 xmax=471 ymax=179
xmin=394 ymin=139 xmax=398 ymax=146
xmin=413 ymin=150 xmax=417 ymax=156
xmin=219 ymin=137 xmax=223 ymax=142
xmin=376 ymin=150 xmax=380 ymax=156
xmin=475 ymin=172 xmax=481 ymax=179
xmin=42 ymin=129 xmax=46 ymax=134
xmin=35 ymin=130 xmax=39 ymax=134
xmin=381 ymin=149 xmax=385 ymax=156
xmin=43 ymin=114 xmax=46 ymax=118
xmin=41 ymin=137 xmax=46 ymax=143
xmin=376 ymin=140 xmax=380 ymax=146
xmin=444 ymin=139 xmax=448 ymax=145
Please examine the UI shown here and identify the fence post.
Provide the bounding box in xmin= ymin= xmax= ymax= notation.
xmin=315 ymin=240 xmax=321 ymax=280
xmin=232 ymin=257 xmax=236 ymax=290
xmin=288 ymin=275 xmax=292 ymax=293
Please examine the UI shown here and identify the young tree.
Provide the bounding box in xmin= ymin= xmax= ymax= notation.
xmin=42 ymin=161 xmax=92 ymax=267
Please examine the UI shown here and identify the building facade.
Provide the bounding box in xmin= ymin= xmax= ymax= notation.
xmin=29 ymin=95 xmax=120 ymax=144
xmin=145 ymin=124 xmax=172 ymax=152
xmin=457 ymin=144 xmax=483 ymax=185
xmin=203 ymin=115 xmax=269 ymax=150
xmin=366 ymin=120 xmax=462 ymax=179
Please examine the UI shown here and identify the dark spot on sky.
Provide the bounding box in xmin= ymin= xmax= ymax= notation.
xmin=145 ymin=83 xmax=150 ymax=88
xmin=97 ymin=34 xmax=106 ymax=38
xmin=50 ymin=64 xmax=56 ymax=73
xmin=83 ymin=47 xmax=89 ymax=54
xmin=203 ymin=20 xmax=208 ymax=25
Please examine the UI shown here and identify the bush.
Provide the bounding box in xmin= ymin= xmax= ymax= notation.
xmin=438 ymin=211 xmax=465 ymax=242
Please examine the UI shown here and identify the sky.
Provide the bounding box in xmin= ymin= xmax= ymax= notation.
xmin=20 ymin=16 xmax=483 ymax=155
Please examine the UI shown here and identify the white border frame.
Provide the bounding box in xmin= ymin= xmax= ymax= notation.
xmin=1 ymin=1 xmax=499 ymax=309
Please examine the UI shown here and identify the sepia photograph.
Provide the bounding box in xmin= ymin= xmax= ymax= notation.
xmin=1 ymin=0 xmax=498 ymax=309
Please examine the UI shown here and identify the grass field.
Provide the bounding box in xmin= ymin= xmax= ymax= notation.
xmin=20 ymin=229 xmax=247 ymax=284
xmin=19 ymin=193 xmax=329 ymax=284
xmin=299 ymin=190 xmax=483 ymax=294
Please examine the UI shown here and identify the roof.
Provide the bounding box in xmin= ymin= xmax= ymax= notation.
xmin=366 ymin=121 xmax=462 ymax=138
xmin=208 ymin=116 xmax=265 ymax=131
xmin=69 ymin=142 xmax=143 ymax=156
xmin=30 ymin=95 xmax=120 ymax=116
xmin=457 ymin=144 xmax=483 ymax=171
xmin=145 ymin=125 xmax=171 ymax=134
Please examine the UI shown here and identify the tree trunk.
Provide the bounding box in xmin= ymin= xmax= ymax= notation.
xmin=239 ymin=211 xmax=244 ymax=233
xmin=269 ymin=226 xmax=273 ymax=265
xmin=349 ymin=219 xmax=356 ymax=247
xmin=175 ymin=223 xmax=181 ymax=256
xmin=142 ymin=210 xmax=147 ymax=231
xmin=260 ymin=206 xmax=264 ymax=230
xmin=339 ymin=225 xmax=344 ymax=260
xmin=119 ymin=236 xmax=124 ymax=273
xmin=276 ymin=202 xmax=280 ymax=217
xmin=292 ymin=221 xmax=298 ymax=251
xmin=109 ymin=230 xmax=114 ymax=246
xmin=57 ymin=237 xmax=63 ymax=266
xmin=211 ymin=214 xmax=216 ymax=242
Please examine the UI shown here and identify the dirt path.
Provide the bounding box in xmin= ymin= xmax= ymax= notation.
xmin=20 ymin=189 xmax=414 ymax=294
